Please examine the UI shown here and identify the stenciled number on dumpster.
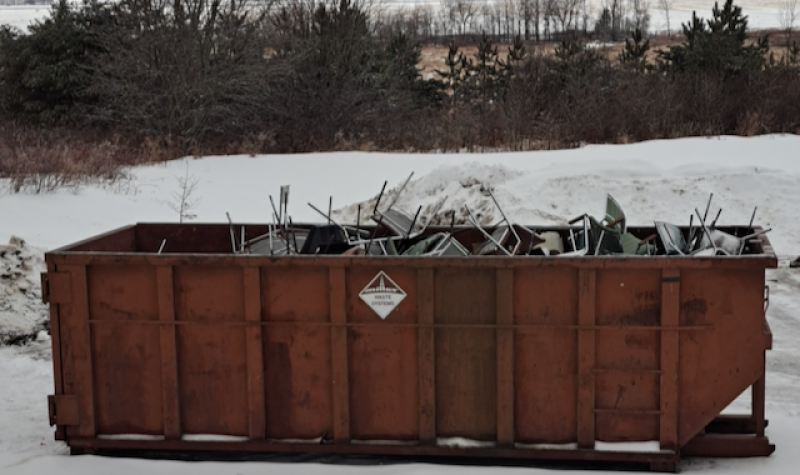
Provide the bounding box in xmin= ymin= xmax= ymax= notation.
xmin=359 ymin=271 xmax=406 ymax=320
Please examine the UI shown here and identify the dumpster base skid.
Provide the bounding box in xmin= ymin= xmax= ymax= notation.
xmin=65 ymin=437 xmax=680 ymax=472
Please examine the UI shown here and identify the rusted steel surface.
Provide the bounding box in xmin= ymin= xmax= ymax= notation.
xmin=44 ymin=223 xmax=776 ymax=467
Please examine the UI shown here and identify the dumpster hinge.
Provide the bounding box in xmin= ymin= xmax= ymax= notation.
xmin=41 ymin=272 xmax=72 ymax=304
xmin=48 ymin=395 xmax=80 ymax=427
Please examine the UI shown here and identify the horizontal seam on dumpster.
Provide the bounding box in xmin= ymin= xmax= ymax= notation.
xmin=83 ymin=320 xmax=715 ymax=331
xmin=594 ymin=409 xmax=662 ymax=415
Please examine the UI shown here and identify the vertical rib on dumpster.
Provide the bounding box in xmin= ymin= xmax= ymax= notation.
xmin=156 ymin=266 xmax=181 ymax=439
xmin=417 ymin=268 xmax=436 ymax=445
xmin=48 ymin=263 xmax=66 ymax=440
xmin=329 ymin=267 xmax=350 ymax=443
xmin=660 ymin=269 xmax=680 ymax=451
xmin=496 ymin=268 xmax=514 ymax=447
xmin=754 ymin=368 xmax=766 ymax=437
xmin=244 ymin=267 xmax=265 ymax=440
xmin=578 ymin=269 xmax=596 ymax=448
xmin=60 ymin=265 xmax=96 ymax=438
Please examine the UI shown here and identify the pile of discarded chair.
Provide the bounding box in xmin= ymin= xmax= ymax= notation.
xmin=224 ymin=174 xmax=771 ymax=258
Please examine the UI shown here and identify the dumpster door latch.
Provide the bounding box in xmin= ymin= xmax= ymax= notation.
xmin=41 ymin=273 xmax=72 ymax=304
xmin=48 ymin=395 xmax=79 ymax=426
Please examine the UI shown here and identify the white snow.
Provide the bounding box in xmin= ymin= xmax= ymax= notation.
xmin=0 ymin=236 xmax=48 ymax=345
xmin=0 ymin=6 xmax=49 ymax=32
xmin=436 ymin=437 xmax=497 ymax=449
xmin=1 ymin=134 xmax=800 ymax=474
xmin=594 ymin=441 xmax=669 ymax=453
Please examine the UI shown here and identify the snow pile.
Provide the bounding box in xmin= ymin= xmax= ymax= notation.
xmin=0 ymin=236 xmax=49 ymax=346
xmin=333 ymin=163 xmax=523 ymax=226
xmin=334 ymin=161 xmax=800 ymax=258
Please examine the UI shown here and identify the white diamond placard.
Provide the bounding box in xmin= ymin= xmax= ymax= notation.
xmin=359 ymin=271 xmax=406 ymax=320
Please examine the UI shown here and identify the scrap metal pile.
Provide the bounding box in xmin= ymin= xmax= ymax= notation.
xmin=218 ymin=174 xmax=771 ymax=258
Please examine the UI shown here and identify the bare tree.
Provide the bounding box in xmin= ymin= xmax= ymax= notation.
xmin=500 ymin=0 xmax=518 ymax=40
xmin=445 ymin=0 xmax=479 ymax=36
xmin=169 ymin=164 xmax=200 ymax=223
xmin=438 ymin=0 xmax=455 ymax=36
xmin=552 ymin=0 xmax=582 ymax=33
xmin=519 ymin=0 xmax=535 ymax=40
xmin=630 ymin=0 xmax=650 ymax=33
xmin=659 ymin=0 xmax=674 ymax=36
xmin=779 ymin=0 xmax=799 ymax=46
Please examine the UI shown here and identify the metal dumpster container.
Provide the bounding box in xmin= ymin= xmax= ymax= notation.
xmin=42 ymin=223 xmax=777 ymax=472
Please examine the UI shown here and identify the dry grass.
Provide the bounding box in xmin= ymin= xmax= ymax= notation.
xmin=0 ymin=125 xmax=171 ymax=194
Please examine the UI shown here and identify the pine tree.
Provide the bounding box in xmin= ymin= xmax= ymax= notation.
xmin=619 ymin=28 xmax=651 ymax=71
xmin=657 ymin=0 xmax=769 ymax=75
xmin=497 ymin=35 xmax=528 ymax=97
xmin=468 ymin=33 xmax=501 ymax=104
xmin=435 ymin=42 xmax=467 ymax=105
xmin=552 ymin=31 xmax=603 ymax=76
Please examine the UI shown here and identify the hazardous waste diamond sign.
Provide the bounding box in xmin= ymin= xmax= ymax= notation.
xmin=359 ymin=271 xmax=406 ymax=320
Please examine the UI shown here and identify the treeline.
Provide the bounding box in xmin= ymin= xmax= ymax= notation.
xmin=0 ymin=0 xmax=799 ymax=167
xmin=370 ymin=0 xmax=652 ymax=43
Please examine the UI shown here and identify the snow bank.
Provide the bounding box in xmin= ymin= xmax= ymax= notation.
xmin=0 ymin=237 xmax=48 ymax=346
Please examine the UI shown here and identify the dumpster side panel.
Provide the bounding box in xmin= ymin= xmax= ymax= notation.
xmin=595 ymin=270 xmax=662 ymax=442
xmin=88 ymin=265 xmax=164 ymax=435
xmin=346 ymin=267 xmax=419 ymax=441
xmin=174 ymin=266 xmax=249 ymax=436
xmin=678 ymin=269 xmax=767 ymax=446
xmin=263 ymin=268 xmax=332 ymax=440
xmin=44 ymin=225 xmax=775 ymax=463
xmin=513 ymin=268 xmax=578 ymax=444
xmin=435 ymin=269 xmax=497 ymax=441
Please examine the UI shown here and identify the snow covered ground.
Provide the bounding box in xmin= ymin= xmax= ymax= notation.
xmin=1 ymin=134 xmax=800 ymax=473
xmin=0 ymin=5 xmax=49 ymax=32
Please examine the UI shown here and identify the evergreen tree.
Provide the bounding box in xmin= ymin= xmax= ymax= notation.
xmin=657 ymin=0 xmax=769 ymax=75
xmin=436 ymin=42 xmax=467 ymax=105
xmin=0 ymin=0 xmax=111 ymax=124
xmin=619 ymin=28 xmax=651 ymax=71
xmin=497 ymin=35 xmax=528 ymax=96
xmin=552 ymin=31 xmax=604 ymax=76
xmin=467 ymin=33 xmax=502 ymax=103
